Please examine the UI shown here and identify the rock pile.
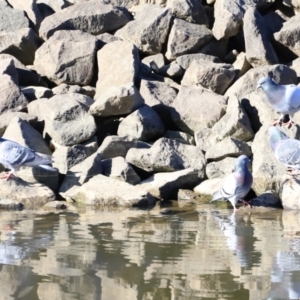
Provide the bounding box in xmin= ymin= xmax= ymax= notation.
xmin=0 ymin=0 xmax=300 ymax=209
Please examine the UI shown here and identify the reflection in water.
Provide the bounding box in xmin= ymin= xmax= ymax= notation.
xmin=0 ymin=206 xmax=299 ymax=299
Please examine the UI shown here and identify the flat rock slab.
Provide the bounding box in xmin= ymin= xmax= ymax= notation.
xmin=194 ymin=177 xmax=223 ymax=196
xmin=64 ymin=174 xmax=156 ymax=207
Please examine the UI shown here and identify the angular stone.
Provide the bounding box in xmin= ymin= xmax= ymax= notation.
xmin=170 ymin=86 xmax=227 ymax=134
xmin=194 ymin=127 xmax=214 ymax=152
xmin=279 ymin=175 xmax=300 ymax=209
xmin=181 ymin=61 xmax=236 ymax=95
xmin=39 ymin=0 xmax=132 ymax=40
xmin=96 ymin=33 xmax=122 ymax=46
xmin=117 ymin=105 xmax=165 ymax=142
xmin=141 ymin=54 xmax=165 ymax=69
xmin=197 ymin=37 xmax=228 ymax=60
xmin=194 ymin=177 xmax=223 ymax=196
xmin=251 ymin=191 xmax=281 ymax=208
xmin=244 ymin=8 xmax=278 ymax=68
xmin=167 ymin=0 xmax=208 ymax=25
xmin=101 ymin=156 xmax=141 ymax=185
xmin=115 ymin=5 xmax=172 ymax=54
xmin=97 ymin=135 xmax=151 ymax=160
xmin=90 ymin=84 xmax=144 ymax=117
xmin=64 ymin=174 xmax=156 ymax=207
xmin=274 ymin=14 xmax=300 ymax=57
xmin=21 ymin=86 xmax=53 ymax=101
xmin=0 ymin=75 xmax=28 ymax=114
xmin=59 ymin=152 xmax=102 ymax=199
xmin=159 ymin=61 xmax=183 ymax=78
xmin=0 ymin=177 xmax=55 ymax=208
xmin=205 ymin=137 xmax=252 ymax=161
xmin=233 ymin=52 xmax=252 ymax=78
xmin=225 ymin=64 xmax=297 ymax=99
xmin=0 ymin=58 xmax=18 ymax=84
xmin=95 ymin=41 xmax=140 ymax=98
xmin=176 ymin=53 xmax=221 ymax=70
xmin=0 ymin=28 xmax=42 ymax=66
xmin=34 ymin=30 xmax=97 ymax=86
xmin=206 ymin=157 xmax=237 ymax=179
xmin=263 ymin=10 xmax=286 ymax=34
xmin=166 ymin=18 xmax=212 ymax=60
xmin=138 ymin=168 xmax=200 ymax=200
xmin=0 ymin=5 xmax=29 ymax=33
xmin=164 ymin=130 xmax=195 ymax=145
xmin=28 ymin=94 xmax=96 ymax=146
xmin=126 ymin=137 xmax=206 ymax=175
xmin=52 ymin=83 xmax=95 ymax=98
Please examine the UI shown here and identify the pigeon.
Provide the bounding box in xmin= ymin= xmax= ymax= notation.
xmin=210 ymin=155 xmax=253 ymax=212
xmin=257 ymin=77 xmax=300 ymax=128
xmin=268 ymin=126 xmax=300 ymax=175
xmin=0 ymin=137 xmax=56 ymax=180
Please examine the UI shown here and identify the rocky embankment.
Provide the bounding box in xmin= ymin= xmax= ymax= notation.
xmin=0 ymin=0 xmax=299 ymax=209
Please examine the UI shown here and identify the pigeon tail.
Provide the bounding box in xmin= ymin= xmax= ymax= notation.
xmin=39 ymin=165 xmax=57 ymax=172
xmin=211 ymin=190 xmax=223 ymax=202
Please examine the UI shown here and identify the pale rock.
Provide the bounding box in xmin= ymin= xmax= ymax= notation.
xmin=206 ymin=157 xmax=237 ymax=179
xmin=159 ymin=61 xmax=183 ymax=78
xmin=115 ymin=5 xmax=172 ymax=54
xmin=164 ymin=130 xmax=195 ymax=145
xmin=197 ymin=37 xmax=228 ymax=60
xmin=181 ymin=61 xmax=236 ymax=95
xmin=165 ymin=18 xmax=212 ymax=60
xmin=194 ymin=178 xmax=223 ymax=196
xmin=244 ymin=8 xmax=278 ymax=68
xmin=95 ymin=41 xmax=140 ymax=98
xmin=96 ymin=33 xmax=122 ymax=46
xmin=97 ymin=135 xmax=151 ymax=160
xmin=205 ymin=137 xmax=252 ymax=161
xmin=0 ymin=28 xmax=41 ymax=65
xmin=21 ymin=86 xmax=53 ymax=101
xmin=126 ymin=137 xmax=206 ymax=175
xmin=176 ymin=53 xmax=221 ymax=70
xmin=170 ymin=86 xmax=227 ymax=134
xmin=194 ymin=127 xmax=213 ymax=152
xmin=233 ymin=52 xmax=251 ymax=78
xmin=59 ymin=152 xmax=102 ymax=199
xmin=101 ymin=156 xmax=141 ymax=185
xmin=90 ymin=84 xmax=144 ymax=117
xmin=279 ymin=175 xmax=300 ymax=209
xmin=142 ymin=54 xmax=165 ymax=69
xmin=34 ymin=30 xmax=97 ymax=86
xmin=52 ymin=83 xmax=95 ymax=98
xmin=39 ymin=0 xmax=132 ymax=39
xmin=64 ymin=174 xmax=156 ymax=207
xmin=0 ymin=5 xmax=29 ymax=33
xmin=138 ymin=168 xmax=200 ymax=200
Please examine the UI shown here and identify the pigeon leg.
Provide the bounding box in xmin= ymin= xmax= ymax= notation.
xmin=1 ymin=171 xmax=16 ymax=181
xmin=283 ymin=118 xmax=295 ymax=128
xmin=272 ymin=114 xmax=284 ymax=126
xmin=241 ymin=199 xmax=252 ymax=208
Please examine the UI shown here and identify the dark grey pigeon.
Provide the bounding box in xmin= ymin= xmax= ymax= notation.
xmin=210 ymin=155 xmax=253 ymax=212
xmin=268 ymin=126 xmax=300 ymax=175
xmin=257 ymin=77 xmax=300 ymax=128
xmin=0 ymin=137 xmax=56 ymax=180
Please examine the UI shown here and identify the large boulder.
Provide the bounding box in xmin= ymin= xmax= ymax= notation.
xmin=170 ymin=86 xmax=227 ymax=134
xmin=115 ymin=5 xmax=172 ymax=54
xmin=206 ymin=157 xmax=237 ymax=179
xmin=95 ymin=41 xmax=140 ymax=98
xmin=28 ymin=94 xmax=96 ymax=146
xmin=39 ymin=0 xmax=132 ymax=39
xmin=0 ymin=5 xmax=29 ymax=33
xmin=34 ymin=30 xmax=97 ymax=86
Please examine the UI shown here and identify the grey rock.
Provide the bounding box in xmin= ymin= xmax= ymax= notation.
xmin=95 ymin=41 xmax=140 ymax=98
xmin=90 ymin=84 xmax=144 ymax=117
xmin=96 ymin=33 xmax=122 ymax=46
xmin=159 ymin=61 xmax=184 ymax=78
xmin=0 ymin=28 xmax=42 ymax=65
xmin=115 ymin=5 xmax=172 ymax=54
xmin=206 ymin=157 xmax=237 ymax=179
xmin=142 ymin=54 xmax=165 ymax=69
xmin=138 ymin=168 xmax=200 ymax=200
xmin=176 ymin=53 xmax=221 ymax=70
xmin=233 ymin=52 xmax=252 ymax=78
xmin=39 ymin=0 xmax=132 ymax=40
xmin=197 ymin=37 xmax=228 ymax=60
xmin=274 ymin=14 xmax=300 ymax=57
xmin=34 ymin=30 xmax=97 ymax=86
xmin=101 ymin=156 xmax=141 ymax=185
xmin=181 ymin=61 xmax=236 ymax=95
xmin=194 ymin=177 xmax=223 ymax=196
xmin=0 ymin=75 xmax=28 ymax=114
xmin=251 ymin=191 xmax=281 ymax=208
xmin=244 ymin=8 xmax=278 ymax=68
xmin=126 ymin=137 xmax=206 ymax=175
xmin=52 ymin=84 xmax=95 ymax=98
xmin=0 ymin=5 xmax=29 ymax=33
xmin=166 ymin=18 xmax=212 ymax=60
xmin=164 ymin=130 xmax=195 ymax=145
xmin=279 ymin=175 xmax=300 ymax=209
xmin=205 ymin=137 xmax=252 ymax=161
xmin=170 ymin=86 xmax=227 ymax=134
xmin=21 ymin=86 xmax=53 ymax=101
xmin=166 ymin=0 xmax=208 ymax=25
xmin=97 ymin=135 xmax=151 ymax=160
xmin=117 ymin=105 xmax=165 ymax=142
xmin=59 ymin=152 xmax=102 ymax=199
xmin=64 ymin=174 xmax=156 ymax=207
xmin=0 ymin=58 xmax=18 ymax=84
xmin=28 ymin=94 xmax=96 ymax=146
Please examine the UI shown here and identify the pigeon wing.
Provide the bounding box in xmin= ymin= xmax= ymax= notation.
xmin=284 ymin=85 xmax=300 ymax=111
xmin=211 ymin=174 xmax=239 ymax=201
xmin=276 ymin=139 xmax=300 ymax=167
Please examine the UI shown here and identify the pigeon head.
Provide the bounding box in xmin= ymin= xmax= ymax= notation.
xmin=235 ymin=155 xmax=251 ymax=172
xmin=256 ymin=77 xmax=275 ymax=91
xmin=268 ymin=126 xmax=288 ymax=151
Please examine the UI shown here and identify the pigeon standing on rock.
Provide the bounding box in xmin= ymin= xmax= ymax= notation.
xmin=257 ymin=77 xmax=300 ymax=128
xmin=268 ymin=126 xmax=300 ymax=175
xmin=210 ymin=155 xmax=253 ymax=212
xmin=0 ymin=137 xmax=56 ymax=180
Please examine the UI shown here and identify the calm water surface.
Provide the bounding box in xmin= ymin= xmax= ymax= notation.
xmin=0 ymin=202 xmax=299 ymax=300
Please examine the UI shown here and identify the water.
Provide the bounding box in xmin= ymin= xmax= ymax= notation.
xmin=0 ymin=202 xmax=299 ymax=300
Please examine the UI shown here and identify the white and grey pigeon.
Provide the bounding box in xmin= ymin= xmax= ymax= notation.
xmin=0 ymin=137 xmax=56 ymax=180
xmin=257 ymin=77 xmax=300 ymax=128
xmin=268 ymin=126 xmax=300 ymax=175
xmin=210 ymin=155 xmax=253 ymax=212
